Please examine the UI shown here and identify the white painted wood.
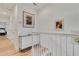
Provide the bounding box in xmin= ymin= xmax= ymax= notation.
xmin=61 ymin=35 xmax=66 ymax=56
xmin=32 ymin=32 xmax=79 ymax=56
xmin=74 ymin=44 xmax=79 ymax=56
xmin=52 ymin=35 xmax=57 ymax=56
xmin=72 ymin=36 xmax=79 ymax=56
xmin=47 ymin=35 xmax=53 ymax=55
xmin=32 ymin=35 xmax=39 ymax=45
xmin=67 ymin=36 xmax=73 ymax=56
xmin=22 ymin=42 xmax=32 ymax=49
xmin=20 ymin=34 xmax=39 ymax=49
xmin=21 ymin=36 xmax=32 ymax=49
xmin=40 ymin=34 xmax=50 ymax=48
xmin=22 ymin=36 xmax=32 ymax=44
xmin=71 ymin=36 xmax=79 ymax=56
xmin=56 ymin=35 xmax=61 ymax=56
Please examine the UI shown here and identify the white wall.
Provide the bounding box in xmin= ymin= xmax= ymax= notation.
xmin=36 ymin=4 xmax=79 ymax=56
xmin=14 ymin=4 xmax=38 ymax=50
xmin=17 ymin=4 xmax=37 ymax=36
xmin=6 ymin=5 xmax=19 ymax=51
xmin=9 ymin=5 xmax=19 ymax=51
xmin=37 ymin=4 xmax=79 ymax=33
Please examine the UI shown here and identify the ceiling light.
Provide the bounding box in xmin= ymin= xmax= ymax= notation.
xmin=33 ymin=3 xmax=37 ymax=6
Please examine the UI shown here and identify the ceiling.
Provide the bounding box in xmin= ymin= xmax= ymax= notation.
xmin=0 ymin=3 xmax=15 ymax=17
xmin=0 ymin=3 xmax=15 ymax=10
xmin=0 ymin=3 xmax=48 ymax=17
xmin=33 ymin=3 xmax=49 ymax=12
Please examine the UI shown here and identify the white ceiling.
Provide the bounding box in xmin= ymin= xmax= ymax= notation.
xmin=0 ymin=3 xmax=15 ymax=17
xmin=0 ymin=3 xmax=47 ymax=17
xmin=0 ymin=3 xmax=15 ymax=10
xmin=0 ymin=3 xmax=47 ymax=11
xmin=33 ymin=3 xmax=49 ymax=12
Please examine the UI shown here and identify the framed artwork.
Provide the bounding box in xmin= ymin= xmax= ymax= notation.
xmin=23 ymin=11 xmax=35 ymax=28
xmin=55 ymin=18 xmax=64 ymax=31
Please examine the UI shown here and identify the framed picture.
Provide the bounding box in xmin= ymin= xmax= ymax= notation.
xmin=23 ymin=11 xmax=35 ymax=28
xmin=55 ymin=18 xmax=64 ymax=31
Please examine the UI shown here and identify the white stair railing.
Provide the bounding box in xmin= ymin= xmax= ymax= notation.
xmin=32 ymin=32 xmax=79 ymax=56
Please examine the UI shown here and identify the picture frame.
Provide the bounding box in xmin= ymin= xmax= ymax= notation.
xmin=23 ymin=11 xmax=35 ymax=28
xmin=55 ymin=18 xmax=64 ymax=31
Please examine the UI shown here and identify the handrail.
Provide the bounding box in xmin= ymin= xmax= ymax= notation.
xmin=18 ymin=32 xmax=79 ymax=37
xmin=19 ymin=34 xmax=32 ymax=37
xmin=32 ymin=32 xmax=79 ymax=36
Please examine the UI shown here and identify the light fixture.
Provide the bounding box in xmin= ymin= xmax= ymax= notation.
xmin=33 ymin=3 xmax=37 ymax=6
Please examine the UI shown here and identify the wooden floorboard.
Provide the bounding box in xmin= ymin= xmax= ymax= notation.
xmin=0 ymin=36 xmax=32 ymax=56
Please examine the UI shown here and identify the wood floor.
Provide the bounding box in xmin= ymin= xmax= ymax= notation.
xmin=0 ymin=36 xmax=32 ymax=56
